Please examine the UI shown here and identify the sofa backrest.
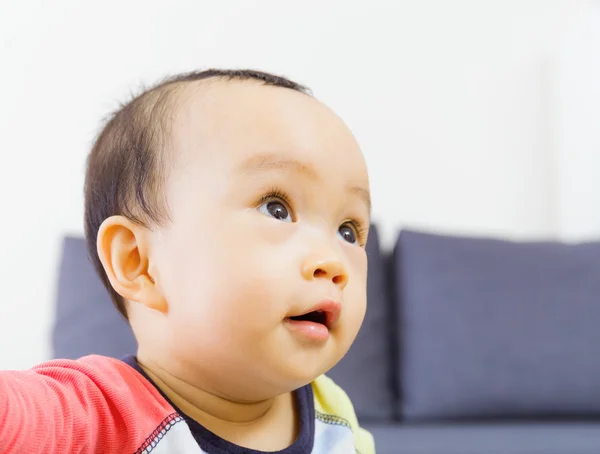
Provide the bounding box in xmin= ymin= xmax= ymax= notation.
xmin=395 ymin=229 xmax=600 ymax=421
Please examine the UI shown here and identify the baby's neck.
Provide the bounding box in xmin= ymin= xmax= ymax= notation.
xmin=137 ymin=357 xmax=299 ymax=450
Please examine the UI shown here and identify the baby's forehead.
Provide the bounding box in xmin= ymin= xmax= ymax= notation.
xmin=169 ymin=79 xmax=359 ymax=160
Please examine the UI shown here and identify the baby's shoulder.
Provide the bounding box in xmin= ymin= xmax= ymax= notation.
xmin=311 ymin=375 xmax=375 ymax=454
xmin=312 ymin=374 xmax=355 ymax=419
xmin=2 ymin=355 xmax=178 ymax=453
xmin=35 ymin=354 xmax=169 ymax=405
xmin=33 ymin=355 xmax=144 ymax=388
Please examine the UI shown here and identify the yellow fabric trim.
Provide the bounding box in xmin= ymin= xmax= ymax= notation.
xmin=312 ymin=375 xmax=376 ymax=454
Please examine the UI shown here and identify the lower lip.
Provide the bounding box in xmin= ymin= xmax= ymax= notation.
xmin=285 ymin=319 xmax=330 ymax=342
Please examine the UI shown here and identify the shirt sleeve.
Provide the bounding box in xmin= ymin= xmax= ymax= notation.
xmin=0 ymin=356 xmax=174 ymax=454
xmin=312 ymin=374 xmax=376 ymax=454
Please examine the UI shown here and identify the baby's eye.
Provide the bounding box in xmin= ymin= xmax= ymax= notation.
xmin=258 ymin=200 xmax=292 ymax=222
xmin=338 ymin=224 xmax=357 ymax=244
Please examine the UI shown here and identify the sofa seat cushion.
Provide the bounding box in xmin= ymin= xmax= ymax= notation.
xmin=363 ymin=422 xmax=600 ymax=454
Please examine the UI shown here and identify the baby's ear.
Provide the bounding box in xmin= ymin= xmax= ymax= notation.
xmin=96 ymin=216 xmax=167 ymax=313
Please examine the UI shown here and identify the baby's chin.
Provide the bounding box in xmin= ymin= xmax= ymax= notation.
xmin=213 ymin=349 xmax=342 ymax=400
xmin=264 ymin=329 xmax=350 ymax=390
xmin=272 ymin=345 xmax=345 ymax=388
xmin=247 ymin=366 xmax=334 ymax=400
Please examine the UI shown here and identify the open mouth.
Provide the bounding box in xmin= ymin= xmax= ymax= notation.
xmin=289 ymin=310 xmax=328 ymax=327
xmin=286 ymin=300 xmax=340 ymax=341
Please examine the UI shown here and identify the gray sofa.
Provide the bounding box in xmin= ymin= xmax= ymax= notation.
xmin=53 ymin=227 xmax=600 ymax=453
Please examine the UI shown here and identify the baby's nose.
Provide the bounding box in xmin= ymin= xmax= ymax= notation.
xmin=301 ymin=256 xmax=348 ymax=290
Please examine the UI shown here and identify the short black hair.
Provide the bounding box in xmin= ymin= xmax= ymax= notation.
xmin=84 ymin=69 xmax=310 ymax=318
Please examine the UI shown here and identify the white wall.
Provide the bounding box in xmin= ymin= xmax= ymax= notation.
xmin=0 ymin=0 xmax=593 ymax=369
xmin=554 ymin=2 xmax=600 ymax=241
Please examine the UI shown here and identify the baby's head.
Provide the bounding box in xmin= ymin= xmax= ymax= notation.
xmin=84 ymin=69 xmax=371 ymax=400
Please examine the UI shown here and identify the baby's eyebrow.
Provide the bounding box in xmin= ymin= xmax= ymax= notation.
xmin=238 ymin=153 xmax=318 ymax=179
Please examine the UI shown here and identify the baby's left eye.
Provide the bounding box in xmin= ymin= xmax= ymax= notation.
xmin=338 ymin=224 xmax=357 ymax=244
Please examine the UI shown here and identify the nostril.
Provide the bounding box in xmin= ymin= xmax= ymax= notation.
xmin=313 ymin=268 xmax=327 ymax=278
xmin=332 ymin=275 xmax=345 ymax=285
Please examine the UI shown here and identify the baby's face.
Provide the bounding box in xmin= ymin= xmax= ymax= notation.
xmin=149 ymin=81 xmax=370 ymax=399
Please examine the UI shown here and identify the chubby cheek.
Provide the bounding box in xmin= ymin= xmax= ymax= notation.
xmin=164 ymin=225 xmax=291 ymax=342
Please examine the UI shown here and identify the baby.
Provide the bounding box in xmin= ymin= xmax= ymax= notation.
xmin=0 ymin=69 xmax=375 ymax=453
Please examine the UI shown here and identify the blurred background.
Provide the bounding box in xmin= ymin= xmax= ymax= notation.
xmin=0 ymin=0 xmax=598 ymax=372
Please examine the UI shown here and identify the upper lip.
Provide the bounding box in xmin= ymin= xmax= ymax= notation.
xmin=288 ymin=298 xmax=342 ymax=329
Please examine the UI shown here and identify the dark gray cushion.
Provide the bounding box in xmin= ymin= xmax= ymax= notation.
xmin=395 ymin=229 xmax=600 ymax=420
xmin=52 ymin=236 xmax=137 ymax=359
xmin=53 ymin=226 xmax=395 ymax=421
xmin=328 ymin=225 xmax=395 ymax=421
xmin=363 ymin=422 xmax=600 ymax=454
